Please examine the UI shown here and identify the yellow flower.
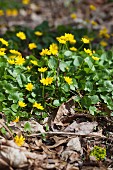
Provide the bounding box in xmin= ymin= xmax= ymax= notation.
xmin=84 ymin=48 xmax=92 ymax=56
xmin=65 ymin=33 xmax=76 ymax=44
xmin=12 ymin=9 xmax=18 ymax=17
xmin=5 ymin=9 xmax=12 ymax=16
xmin=18 ymin=101 xmax=27 ymax=107
xmin=0 ymin=51 xmax=6 ymax=56
xmin=10 ymin=49 xmax=22 ymax=56
xmin=0 ymin=38 xmax=8 ymax=46
xmin=7 ymin=59 xmax=15 ymax=64
xmin=33 ymin=102 xmax=44 ymax=110
xmin=92 ymin=56 xmax=99 ymax=61
xmin=91 ymin=20 xmax=98 ymax=26
xmin=38 ymin=67 xmax=48 ymax=72
xmin=100 ymin=41 xmax=108 ymax=47
xmin=28 ymin=43 xmax=37 ymax=50
xmin=27 ymin=66 xmax=32 ymax=70
xmin=40 ymin=77 xmax=53 ymax=86
xmin=0 ymin=10 xmax=4 ymax=16
xmin=99 ymin=27 xmax=110 ymax=39
xmin=49 ymin=43 xmax=58 ymax=55
xmin=30 ymin=60 xmax=38 ymax=65
xmin=56 ymin=33 xmax=76 ymax=44
xmin=0 ymin=48 xmax=6 ymax=52
xmin=22 ymin=0 xmax=30 ymax=5
xmin=15 ymin=56 xmax=25 ymax=65
xmin=34 ymin=31 xmax=43 ymax=36
xmin=70 ymin=13 xmax=77 ymax=19
xmin=64 ymin=76 xmax=73 ymax=85
xmin=70 ymin=47 xmax=77 ymax=51
xmin=14 ymin=135 xmax=25 ymax=146
xmin=25 ymin=83 xmax=34 ymax=91
xmin=13 ymin=116 xmax=19 ymax=123
xmin=40 ymin=48 xmax=51 ymax=56
xmin=16 ymin=32 xmax=26 ymax=40
xmin=89 ymin=5 xmax=96 ymax=11
xmin=56 ymin=36 xmax=67 ymax=44
xmin=81 ymin=37 xmax=90 ymax=44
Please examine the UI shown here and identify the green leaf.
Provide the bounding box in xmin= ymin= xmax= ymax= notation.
xmin=103 ymin=80 xmax=113 ymax=92
xmin=11 ymin=104 xmax=18 ymax=112
xmin=0 ymin=93 xmax=5 ymax=101
xmin=89 ymin=95 xmax=100 ymax=104
xmin=81 ymin=96 xmax=91 ymax=108
xmin=8 ymin=92 xmax=23 ymax=102
xmin=73 ymin=56 xmax=83 ymax=67
xmin=28 ymin=98 xmax=35 ymax=103
xmin=61 ymin=83 xmax=70 ymax=92
xmin=16 ymin=75 xmax=23 ymax=87
xmin=59 ymin=61 xmax=68 ymax=72
xmin=89 ymin=106 xmax=97 ymax=115
xmin=100 ymin=95 xmax=113 ymax=110
xmin=48 ymin=57 xmax=57 ymax=69
xmin=53 ymin=99 xmax=60 ymax=106
xmin=64 ymin=50 xmax=72 ymax=57
xmin=24 ymin=122 xmax=31 ymax=132
xmin=0 ymin=127 xmax=7 ymax=135
xmin=84 ymin=81 xmax=93 ymax=92
xmin=84 ymin=57 xmax=95 ymax=71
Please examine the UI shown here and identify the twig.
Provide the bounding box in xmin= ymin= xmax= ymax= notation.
xmin=0 ymin=119 xmax=13 ymax=139
xmin=26 ymin=131 xmax=112 ymax=140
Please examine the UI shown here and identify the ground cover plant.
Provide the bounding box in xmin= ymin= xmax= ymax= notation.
xmin=0 ymin=1 xmax=113 ymax=169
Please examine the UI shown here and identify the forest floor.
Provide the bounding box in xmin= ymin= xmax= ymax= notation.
xmin=0 ymin=0 xmax=113 ymax=170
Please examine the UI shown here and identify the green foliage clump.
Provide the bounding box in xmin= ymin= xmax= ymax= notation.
xmin=90 ymin=146 xmax=106 ymax=161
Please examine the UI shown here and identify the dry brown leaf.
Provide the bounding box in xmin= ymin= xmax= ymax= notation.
xmin=67 ymin=137 xmax=83 ymax=153
xmin=64 ymin=121 xmax=98 ymax=135
xmin=0 ymin=146 xmax=27 ymax=167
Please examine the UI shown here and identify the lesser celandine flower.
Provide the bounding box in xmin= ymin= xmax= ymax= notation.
xmin=10 ymin=49 xmax=21 ymax=56
xmin=22 ymin=0 xmax=30 ymax=5
xmin=34 ymin=31 xmax=43 ymax=36
xmin=0 ymin=10 xmax=4 ymax=16
xmin=18 ymin=101 xmax=27 ymax=107
xmin=33 ymin=102 xmax=44 ymax=110
xmin=70 ymin=13 xmax=77 ymax=19
xmin=92 ymin=56 xmax=99 ymax=61
xmin=99 ymin=27 xmax=110 ymax=39
xmin=0 ymin=48 xmax=6 ymax=52
xmin=65 ymin=33 xmax=76 ymax=44
xmin=91 ymin=20 xmax=98 ymax=26
xmin=70 ymin=47 xmax=77 ymax=51
xmin=38 ymin=67 xmax=48 ymax=72
xmin=15 ymin=56 xmax=25 ymax=65
xmin=30 ymin=60 xmax=38 ymax=65
xmin=89 ymin=4 xmax=96 ymax=11
xmin=14 ymin=135 xmax=25 ymax=146
xmin=40 ymin=48 xmax=51 ymax=56
xmin=81 ymin=37 xmax=90 ymax=44
xmin=13 ymin=116 xmax=19 ymax=123
xmin=25 ymin=83 xmax=34 ymax=91
xmin=7 ymin=59 xmax=15 ymax=64
xmin=40 ymin=77 xmax=53 ymax=86
xmin=84 ymin=48 xmax=92 ymax=55
xmin=0 ymin=38 xmax=8 ymax=46
xmin=49 ymin=43 xmax=58 ymax=55
xmin=64 ymin=77 xmax=73 ymax=85
xmin=16 ymin=32 xmax=26 ymax=40
xmin=100 ymin=41 xmax=108 ymax=47
xmin=56 ymin=36 xmax=67 ymax=44
xmin=57 ymin=33 xmax=76 ymax=44
xmin=28 ymin=43 xmax=37 ymax=50
xmin=0 ymin=51 xmax=6 ymax=56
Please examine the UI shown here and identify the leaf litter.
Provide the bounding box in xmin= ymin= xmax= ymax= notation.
xmin=0 ymin=96 xmax=112 ymax=169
